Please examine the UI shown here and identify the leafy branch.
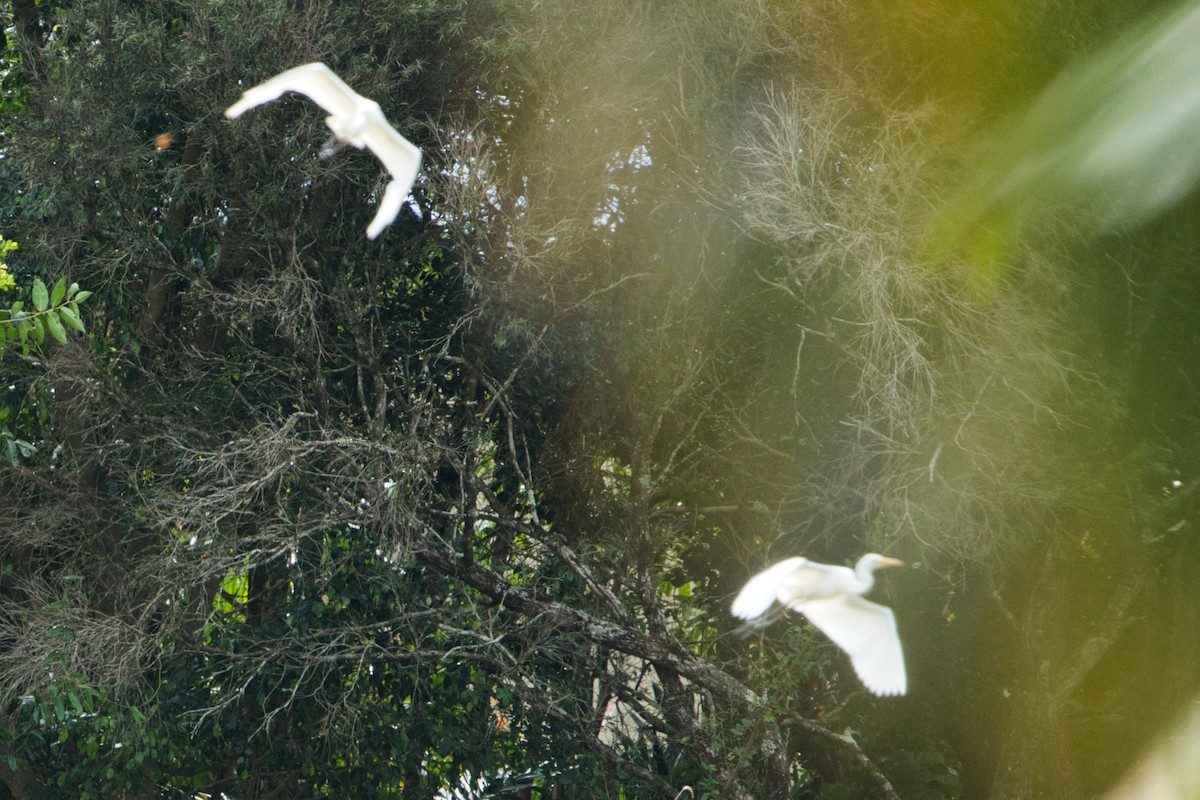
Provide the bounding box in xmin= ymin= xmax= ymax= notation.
xmin=0 ymin=276 xmax=92 ymax=349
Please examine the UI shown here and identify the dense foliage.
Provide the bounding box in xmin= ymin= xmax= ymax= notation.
xmin=1 ymin=1 xmax=1199 ymax=799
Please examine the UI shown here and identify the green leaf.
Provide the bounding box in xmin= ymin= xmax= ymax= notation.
xmin=50 ymin=275 xmax=67 ymax=307
xmin=59 ymin=304 xmax=85 ymax=333
xmin=31 ymin=278 xmax=48 ymax=312
xmin=73 ymin=290 xmax=93 ymax=304
xmin=67 ymin=282 xmax=79 ymax=299
xmin=45 ymin=312 xmax=67 ymax=344
xmin=30 ymin=316 xmax=44 ymax=345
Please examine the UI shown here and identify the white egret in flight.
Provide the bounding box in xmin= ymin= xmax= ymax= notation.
xmin=225 ymin=62 xmax=422 ymax=239
xmin=732 ymin=554 xmax=907 ymax=696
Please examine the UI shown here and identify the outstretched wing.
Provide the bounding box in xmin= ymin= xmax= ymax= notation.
xmin=792 ymin=594 xmax=906 ymax=696
xmin=359 ymin=114 xmax=421 ymax=239
xmin=226 ymin=63 xmax=423 ymax=240
xmin=361 ymin=121 xmax=422 ymax=195
xmin=366 ymin=180 xmax=410 ymax=240
xmin=731 ymin=557 xmax=810 ymax=621
xmin=225 ymin=62 xmax=360 ymax=121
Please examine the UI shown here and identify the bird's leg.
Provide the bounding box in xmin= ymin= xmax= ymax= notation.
xmin=319 ymin=134 xmax=346 ymax=160
xmin=734 ymin=605 xmax=787 ymax=637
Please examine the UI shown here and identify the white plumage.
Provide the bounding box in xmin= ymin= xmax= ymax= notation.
xmin=225 ymin=62 xmax=422 ymax=239
xmin=732 ymin=554 xmax=907 ymax=697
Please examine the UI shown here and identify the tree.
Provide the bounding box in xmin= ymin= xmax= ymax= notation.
xmin=2 ymin=1 xmax=1199 ymax=799
xmin=0 ymin=1 xmax=800 ymax=796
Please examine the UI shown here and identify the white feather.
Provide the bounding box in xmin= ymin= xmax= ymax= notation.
xmin=225 ymin=63 xmax=421 ymax=239
xmin=790 ymin=594 xmax=906 ymax=696
xmin=731 ymin=557 xmax=809 ymax=621
xmin=732 ymin=554 xmax=907 ymax=696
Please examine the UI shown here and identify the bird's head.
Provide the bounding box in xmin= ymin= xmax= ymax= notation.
xmin=858 ymin=553 xmax=904 ymax=569
xmin=854 ymin=553 xmax=904 ymax=585
xmin=849 ymin=554 xmax=902 ymax=597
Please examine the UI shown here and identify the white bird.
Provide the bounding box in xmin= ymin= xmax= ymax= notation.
xmin=732 ymin=554 xmax=906 ymax=696
xmin=225 ymin=62 xmax=422 ymax=239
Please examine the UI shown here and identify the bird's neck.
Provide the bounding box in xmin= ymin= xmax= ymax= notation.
xmin=854 ymin=565 xmax=877 ymax=593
